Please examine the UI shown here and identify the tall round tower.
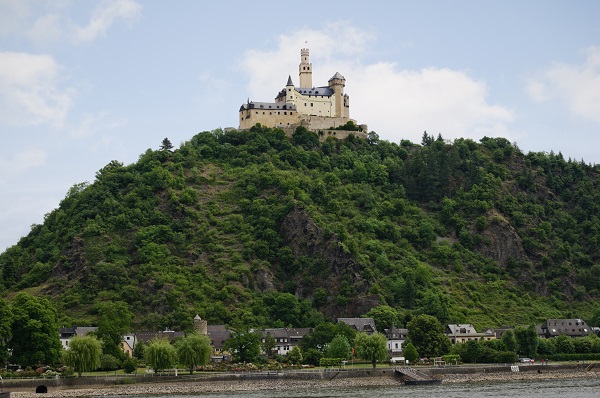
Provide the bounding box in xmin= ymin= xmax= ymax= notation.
xmin=193 ymin=314 xmax=208 ymax=335
xmin=299 ymin=48 xmax=312 ymax=88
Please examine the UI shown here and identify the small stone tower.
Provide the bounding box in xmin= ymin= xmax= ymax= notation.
xmin=299 ymin=48 xmax=312 ymax=88
xmin=328 ymin=72 xmax=347 ymax=118
xmin=194 ymin=314 xmax=208 ymax=335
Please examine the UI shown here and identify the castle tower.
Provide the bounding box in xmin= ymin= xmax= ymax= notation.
xmin=193 ymin=314 xmax=208 ymax=335
xmin=285 ymin=75 xmax=295 ymax=104
xmin=328 ymin=72 xmax=346 ymax=118
xmin=299 ymin=48 xmax=312 ymax=88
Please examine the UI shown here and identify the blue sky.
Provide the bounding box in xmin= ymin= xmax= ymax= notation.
xmin=1 ymin=0 xmax=600 ymax=252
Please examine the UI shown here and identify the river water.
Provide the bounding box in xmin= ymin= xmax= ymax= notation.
xmin=99 ymin=377 xmax=600 ymax=398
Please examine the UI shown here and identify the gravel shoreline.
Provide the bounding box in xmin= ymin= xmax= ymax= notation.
xmin=9 ymin=369 xmax=600 ymax=397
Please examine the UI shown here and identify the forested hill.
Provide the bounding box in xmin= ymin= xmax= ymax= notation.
xmin=2 ymin=126 xmax=600 ymax=332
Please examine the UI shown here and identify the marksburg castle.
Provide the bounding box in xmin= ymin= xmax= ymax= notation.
xmin=238 ymin=49 xmax=367 ymax=139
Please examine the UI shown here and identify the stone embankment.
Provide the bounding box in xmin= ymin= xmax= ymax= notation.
xmin=6 ymin=364 xmax=600 ymax=398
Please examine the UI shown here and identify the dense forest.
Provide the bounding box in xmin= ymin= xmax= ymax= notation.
xmin=2 ymin=126 xmax=600 ymax=333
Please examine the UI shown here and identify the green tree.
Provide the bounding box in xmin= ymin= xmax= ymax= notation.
xmin=501 ymin=330 xmax=518 ymax=352
xmin=95 ymin=301 xmax=133 ymax=359
xmin=224 ymin=330 xmax=261 ymax=363
xmin=354 ymin=332 xmax=388 ymax=369
xmin=555 ymin=334 xmax=575 ymax=354
xmin=325 ymin=335 xmax=351 ymax=360
xmin=160 ymin=137 xmax=174 ymax=151
xmin=365 ymin=305 xmax=400 ymax=332
xmin=122 ymin=357 xmax=139 ymax=374
xmin=406 ymin=314 xmax=451 ymax=358
xmin=299 ymin=322 xmax=357 ymax=352
xmin=62 ymin=335 xmax=102 ymax=376
xmin=0 ymin=299 xmax=12 ymax=366
xmin=176 ymin=333 xmax=212 ymax=374
xmin=133 ymin=341 xmax=146 ymax=359
xmin=145 ymin=338 xmax=177 ymax=373
xmin=287 ymin=345 xmax=303 ymax=365
xmin=514 ymin=325 xmax=539 ymax=358
xmin=9 ymin=293 xmax=62 ymax=367
xmin=262 ymin=333 xmax=277 ymax=358
xmin=403 ymin=342 xmax=419 ymax=363
xmin=100 ymin=354 xmax=120 ymax=370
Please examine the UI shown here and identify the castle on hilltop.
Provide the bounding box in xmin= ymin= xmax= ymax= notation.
xmin=239 ymin=48 xmax=367 ymax=137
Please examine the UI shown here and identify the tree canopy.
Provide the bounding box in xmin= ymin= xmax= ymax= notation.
xmin=63 ymin=335 xmax=102 ymax=376
xmin=353 ymin=332 xmax=388 ymax=368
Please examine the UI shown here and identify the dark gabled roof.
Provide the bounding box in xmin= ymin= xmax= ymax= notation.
xmin=207 ymin=325 xmax=231 ymax=349
xmin=134 ymin=330 xmax=185 ymax=344
xmin=337 ymin=318 xmax=377 ymax=333
xmin=262 ymin=327 xmax=312 ymax=342
xmin=543 ymin=319 xmax=590 ymax=336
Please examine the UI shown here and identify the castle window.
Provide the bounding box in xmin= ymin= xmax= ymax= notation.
xmin=284 ymin=112 xmax=287 ymax=115
xmin=311 ymin=103 xmax=313 ymax=107
xmin=262 ymin=112 xmax=265 ymax=114
xmin=255 ymin=112 xmax=258 ymax=114
xmin=278 ymin=112 xmax=280 ymax=115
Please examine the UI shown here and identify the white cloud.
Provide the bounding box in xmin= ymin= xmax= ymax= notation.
xmin=240 ymin=23 xmax=513 ymax=143
xmin=0 ymin=51 xmax=75 ymax=126
xmin=527 ymin=46 xmax=600 ymax=125
xmin=74 ymin=0 xmax=141 ymax=43
xmin=27 ymin=13 xmax=63 ymax=45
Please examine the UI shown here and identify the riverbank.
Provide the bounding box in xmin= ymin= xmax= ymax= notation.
xmin=7 ymin=365 xmax=600 ymax=397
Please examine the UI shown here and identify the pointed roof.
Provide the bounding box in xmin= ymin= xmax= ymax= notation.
xmin=329 ymin=72 xmax=345 ymax=81
xmin=286 ymin=75 xmax=294 ymax=86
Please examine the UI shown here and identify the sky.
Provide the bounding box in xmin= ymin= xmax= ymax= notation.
xmin=1 ymin=0 xmax=600 ymax=252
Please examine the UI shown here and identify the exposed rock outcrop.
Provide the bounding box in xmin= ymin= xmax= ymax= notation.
xmin=278 ymin=208 xmax=376 ymax=316
xmin=476 ymin=210 xmax=526 ymax=266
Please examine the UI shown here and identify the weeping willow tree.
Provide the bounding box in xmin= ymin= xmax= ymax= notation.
xmin=176 ymin=333 xmax=212 ymax=374
xmin=63 ymin=335 xmax=102 ymax=376
xmin=145 ymin=338 xmax=177 ymax=373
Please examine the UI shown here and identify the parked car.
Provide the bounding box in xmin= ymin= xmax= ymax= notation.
xmin=518 ymin=357 xmax=533 ymax=364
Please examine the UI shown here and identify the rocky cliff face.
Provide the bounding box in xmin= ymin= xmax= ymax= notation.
xmin=278 ymin=207 xmax=378 ymax=317
xmin=476 ymin=211 xmax=526 ymax=266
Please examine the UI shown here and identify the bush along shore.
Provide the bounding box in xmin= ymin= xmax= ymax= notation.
xmin=4 ymin=363 xmax=600 ymax=398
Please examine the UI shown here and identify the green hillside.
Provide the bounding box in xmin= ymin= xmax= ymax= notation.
xmin=2 ymin=126 xmax=600 ymax=332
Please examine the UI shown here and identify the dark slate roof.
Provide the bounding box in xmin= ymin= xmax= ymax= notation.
xmin=134 ymin=330 xmax=185 ymax=344
xmin=446 ymin=324 xmax=477 ymax=335
xmin=295 ymin=86 xmax=334 ymax=97
xmin=286 ymin=75 xmax=294 ymax=86
xmin=207 ymin=325 xmax=231 ymax=350
xmin=384 ymin=326 xmax=408 ymax=339
xmin=239 ymin=101 xmax=297 ymax=111
xmin=337 ymin=318 xmax=377 ymax=333
xmin=329 ymin=72 xmax=345 ymax=81
xmin=543 ymin=319 xmax=591 ymax=337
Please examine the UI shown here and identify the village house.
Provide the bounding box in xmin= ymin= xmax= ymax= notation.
xmin=538 ymin=319 xmax=591 ymax=338
xmin=446 ymin=324 xmax=496 ymax=344
xmin=384 ymin=326 xmax=408 ymax=356
xmin=59 ymin=326 xmax=98 ymax=350
xmin=261 ymin=327 xmax=312 ymax=356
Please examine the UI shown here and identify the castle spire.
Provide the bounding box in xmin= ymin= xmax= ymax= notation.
xmin=286 ymin=75 xmax=294 ymax=86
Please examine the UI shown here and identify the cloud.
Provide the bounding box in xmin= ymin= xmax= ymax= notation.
xmin=74 ymin=0 xmax=141 ymax=43
xmin=527 ymin=46 xmax=600 ymax=125
xmin=240 ymin=23 xmax=513 ymax=143
xmin=27 ymin=13 xmax=63 ymax=45
xmin=0 ymin=51 xmax=75 ymax=126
